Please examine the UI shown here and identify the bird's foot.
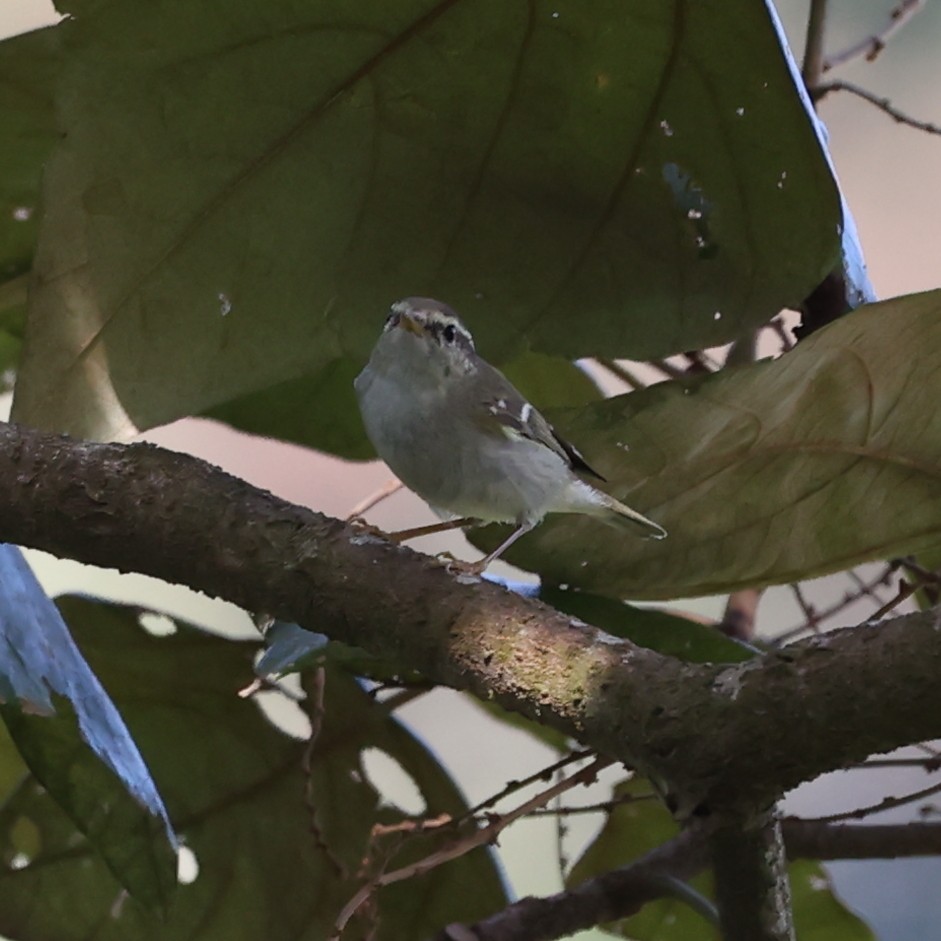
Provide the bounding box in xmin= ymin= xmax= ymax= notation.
xmin=435 ymin=551 xmax=488 ymax=577
xmin=347 ymin=517 xmax=391 ymax=539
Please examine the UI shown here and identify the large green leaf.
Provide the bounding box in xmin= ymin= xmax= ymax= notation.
xmin=790 ymin=860 xmax=874 ymax=941
xmin=0 ymin=599 xmax=506 ymax=940
xmin=475 ymin=290 xmax=941 ymax=599
xmin=0 ymin=25 xmax=58 ymax=284
xmin=10 ymin=0 xmax=839 ymax=439
xmin=0 ymin=25 xmax=60 ymax=377
xmin=0 ymin=546 xmax=175 ymax=910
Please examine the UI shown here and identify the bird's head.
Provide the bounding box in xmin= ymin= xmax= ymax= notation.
xmin=373 ymin=297 xmax=478 ymax=380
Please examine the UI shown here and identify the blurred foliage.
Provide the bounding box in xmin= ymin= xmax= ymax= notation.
xmin=0 ymin=0 xmax=927 ymax=938
xmin=6 ymin=0 xmax=838 ymax=439
xmin=0 ymin=598 xmax=506 ymax=939
xmin=568 ymin=778 xmax=874 ymax=941
xmin=473 ymin=290 xmax=941 ymax=597
xmin=0 ymin=547 xmax=175 ymax=910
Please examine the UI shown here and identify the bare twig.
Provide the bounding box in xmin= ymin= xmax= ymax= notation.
xmin=552 ymin=768 xmax=568 ymax=875
xmin=682 ymin=351 xmax=717 ymax=374
xmin=595 ymin=358 xmax=648 ymax=390
xmin=817 ymin=80 xmax=941 ymax=136
xmin=370 ymin=814 xmax=454 ymax=840
xmin=345 ymin=477 xmax=404 ymax=521
xmin=459 ymin=750 xmax=594 ymax=824
xmin=301 ymin=667 xmax=347 ymax=877
xmin=648 ymin=358 xmax=688 ymax=381
xmin=332 ymin=757 xmax=612 ymax=938
xmin=769 ymin=318 xmax=796 ymax=353
xmin=373 ymin=687 xmax=429 ymax=711
xmin=869 ymin=577 xmax=917 ymax=621
xmin=895 ymin=557 xmax=941 ymax=583
xmin=859 ymin=755 xmax=941 ymax=772
xmin=801 ymin=778 xmax=941 ymax=825
xmin=823 ymin=0 xmax=925 ymax=73
xmin=802 ymin=0 xmax=829 ymax=91
xmin=846 ymin=568 xmax=886 ymax=606
xmin=789 ymin=583 xmax=820 ymax=633
xmin=528 ymin=791 xmax=658 ymax=818
xmin=774 ymin=565 xmax=894 ymax=642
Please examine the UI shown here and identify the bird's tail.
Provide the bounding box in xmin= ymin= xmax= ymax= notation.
xmin=596 ymin=492 xmax=667 ymax=540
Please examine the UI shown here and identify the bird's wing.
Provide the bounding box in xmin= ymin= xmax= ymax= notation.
xmin=474 ymin=364 xmax=606 ymax=482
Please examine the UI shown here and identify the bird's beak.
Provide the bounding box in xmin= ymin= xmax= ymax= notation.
xmin=397 ymin=313 xmax=424 ymax=337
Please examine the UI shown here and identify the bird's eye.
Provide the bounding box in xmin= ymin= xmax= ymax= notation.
xmin=442 ymin=324 xmax=456 ymax=344
xmin=384 ymin=311 xmax=400 ymax=331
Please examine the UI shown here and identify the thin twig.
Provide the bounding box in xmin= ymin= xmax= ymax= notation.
xmin=682 ymin=351 xmax=717 ymax=374
xmin=789 ymin=583 xmax=820 ymax=633
xmin=869 ymin=577 xmax=917 ymax=621
xmin=331 ymin=756 xmax=612 ymax=939
xmin=459 ymin=750 xmax=594 ymax=824
xmin=528 ymin=791 xmax=658 ymax=817
xmin=774 ymin=564 xmax=894 ymax=642
xmin=858 ymin=755 xmax=941 ymax=772
xmin=769 ymin=317 xmax=795 ymax=353
xmin=802 ymin=778 xmax=941 ymax=825
xmin=817 ymin=80 xmax=941 ymax=136
xmin=822 ymin=0 xmax=925 ymax=73
xmin=345 ymin=477 xmax=404 ymax=521
xmin=595 ymin=358 xmax=648 ymax=390
xmin=374 ymin=687 xmax=429 ymax=712
xmin=301 ymin=667 xmax=347 ymax=878
xmin=846 ymin=568 xmax=886 ymax=606
xmin=371 ymin=813 xmax=454 ymax=839
xmin=648 ymin=358 xmax=688 ymax=381
xmin=896 ymin=557 xmax=941 ymax=582
xmin=552 ymin=767 xmax=568 ymax=875
xmin=802 ymin=0 xmax=829 ymax=91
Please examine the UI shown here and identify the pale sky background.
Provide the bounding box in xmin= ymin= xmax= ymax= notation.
xmin=2 ymin=1 xmax=941 ymax=939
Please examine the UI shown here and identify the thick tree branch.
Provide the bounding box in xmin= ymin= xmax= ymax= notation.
xmin=432 ymin=826 xmax=708 ymax=941
xmin=785 ymin=819 xmax=941 ymax=859
xmin=711 ymin=814 xmax=794 ymax=941
xmin=439 ymin=818 xmax=941 ymax=941
xmin=2 ymin=422 xmax=941 ymax=820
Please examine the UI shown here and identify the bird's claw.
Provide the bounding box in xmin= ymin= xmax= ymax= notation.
xmin=347 ymin=516 xmax=390 ymax=539
xmin=435 ymin=551 xmax=487 ymax=577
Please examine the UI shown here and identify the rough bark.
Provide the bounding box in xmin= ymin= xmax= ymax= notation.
xmin=1 ymin=421 xmax=941 ymax=820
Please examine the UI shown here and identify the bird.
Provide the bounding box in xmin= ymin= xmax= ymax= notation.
xmin=354 ymin=297 xmax=666 ymax=573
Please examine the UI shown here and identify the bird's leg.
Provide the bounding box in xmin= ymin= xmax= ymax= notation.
xmin=444 ymin=520 xmax=536 ymax=576
xmin=387 ymin=517 xmax=477 ymax=543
